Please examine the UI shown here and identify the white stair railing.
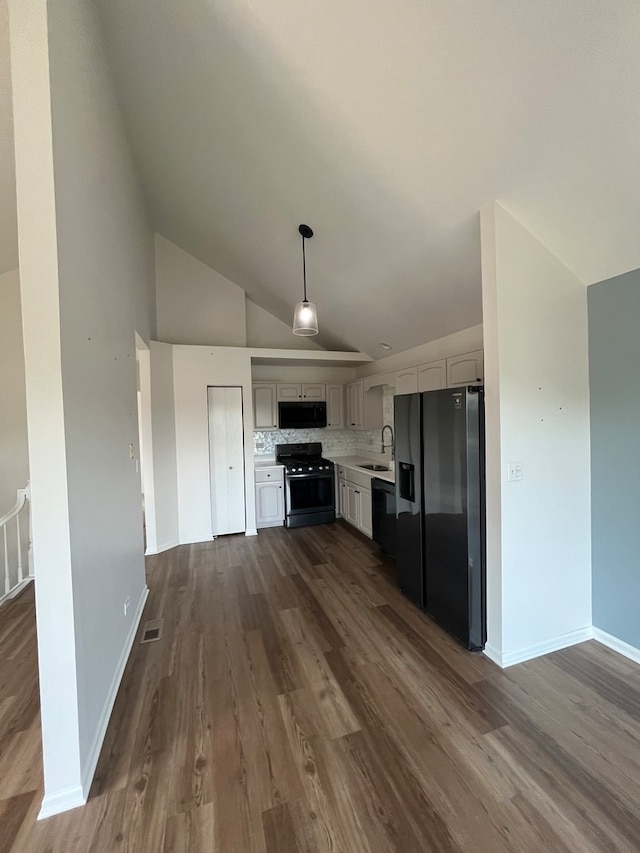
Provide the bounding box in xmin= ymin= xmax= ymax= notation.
xmin=0 ymin=483 xmax=33 ymax=604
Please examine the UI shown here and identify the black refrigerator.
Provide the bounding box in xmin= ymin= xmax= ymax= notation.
xmin=394 ymin=386 xmax=486 ymax=651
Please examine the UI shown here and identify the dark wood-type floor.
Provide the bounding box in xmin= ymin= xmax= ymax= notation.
xmin=2 ymin=523 xmax=640 ymax=851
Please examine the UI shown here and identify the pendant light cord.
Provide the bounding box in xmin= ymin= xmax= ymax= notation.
xmin=302 ymin=234 xmax=308 ymax=303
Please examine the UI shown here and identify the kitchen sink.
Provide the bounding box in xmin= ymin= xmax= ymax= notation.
xmin=358 ymin=463 xmax=390 ymax=471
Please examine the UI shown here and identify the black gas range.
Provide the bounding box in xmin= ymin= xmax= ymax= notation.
xmin=275 ymin=443 xmax=336 ymax=528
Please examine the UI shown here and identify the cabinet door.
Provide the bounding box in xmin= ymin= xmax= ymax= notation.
xmin=253 ymin=384 xmax=277 ymax=430
xmin=358 ymin=488 xmax=372 ymax=538
xmin=339 ymin=477 xmax=347 ymax=517
xmin=326 ymin=384 xmax=344 ymax=430
xmin=302 ymin=383 xmax=325 ymax=401
xmin=346 ymin=383 xmax=356 ymax=429
xmin=256 ymin=481 xmax=284 ymax=527
xmin=277 ymin=383 xmax=302 ymax=401
xmin=417 ymin=359 xmax=446 ymax=393
xmin=446 ymin=350 xmax=484 ymax=387
xmin=346 ymin=483 xmax=359 ymax=526
xmin=395 ymin=367 xmax=418 ymax=395
xmin=346 ymin=381 xmax=364 ymax=430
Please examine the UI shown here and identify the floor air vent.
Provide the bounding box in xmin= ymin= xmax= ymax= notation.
xmin=141 ymin=618 xmax=163 ymax=643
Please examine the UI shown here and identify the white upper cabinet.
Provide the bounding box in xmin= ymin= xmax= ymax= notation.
xmin=326 ymin=384 xmax=344 ymax=430
xmin=276 ymin=383 xmax=326 ymax=401
xmin=252 ymin=383 xmax=278 ymax=430
xmin=346 ymin=380 xmax=383 ymax=430
xmin=302 ymin=383 xmax=325 ymax=401
xmin=395 ymin=367 xmax=418 ymax=395
xmin=446 ymin=350 xmax=484 ymax=387
xmin=346 ymin=381 xmax=363 ymax=429
xmin=417 ymin=359 xmax=446 ymax=392
xmin=277 ymin=383 xmax=302 ymax=401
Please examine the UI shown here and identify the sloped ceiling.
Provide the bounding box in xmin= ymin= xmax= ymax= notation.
xmin=0 ymin=0 xmax=18 ymax=275
xmin=96 ymin=2 xmax=640 ymax=354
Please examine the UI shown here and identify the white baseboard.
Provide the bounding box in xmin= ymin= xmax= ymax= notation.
xmin=38 ymin=784 xmax=86 ymax=820
xmin=244 ymin=528 xmax=258 ymax=537
xmin=593 ymin=627 xmax=640 ymax=665
xmin=483 ymin=643 xmax=503 ymax=667
xmin=79 ymin=584 xmax=149 ymax=801
xmin=484 ymin=626 xmax=593 ymax=668
xmin=145 ymin=538 xmax=179 ymax=555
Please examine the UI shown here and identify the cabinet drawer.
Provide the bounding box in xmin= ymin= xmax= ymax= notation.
xmin=255 ymin=468 xmax=283 ymax=483
xmin=346 ymin=468 xmax=373 ymax=490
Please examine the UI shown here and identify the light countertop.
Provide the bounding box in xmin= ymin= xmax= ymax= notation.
xmin=326 ymin=454 xmax=395 ymax=484
xmin=253 ymin=454 xmax=395 ymax=483
xmin=253 ymin=458 xmax=283 ymax=470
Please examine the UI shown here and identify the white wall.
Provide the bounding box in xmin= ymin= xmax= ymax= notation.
xmin=9 ymin=0 xmax=155 ymax=815
xmin=481 ymin=203 xmax=591 ymax=666
xmin=246 ymin=299 xmax=323 ymax=350
xmin=355 ymin=323 xmax=483 ymax=377
xmin=172 ymin=345 xmax=257 ymax=543
xmin=251 ymin=364 xmax=357 ymax=383
xmin=0 ymin=268 xmax=28 ymax=511
xmin=155 ymin=233 xmax=246 ymax=346
xmin=149 ymin=341 xmax=179 ymax=552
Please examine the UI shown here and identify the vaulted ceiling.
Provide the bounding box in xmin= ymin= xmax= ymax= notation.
xmin=3 ymin=2 xmax=640 ymax=355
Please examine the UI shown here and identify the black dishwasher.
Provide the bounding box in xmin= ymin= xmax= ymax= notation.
xmin=372 ymin=477 xmax=397 ymax=558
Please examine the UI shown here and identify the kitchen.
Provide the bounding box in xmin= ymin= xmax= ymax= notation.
xmin=8 ymin=0 xmax=635 ymax=837
xmin=245 ymin=346 xmax=485 ymax=650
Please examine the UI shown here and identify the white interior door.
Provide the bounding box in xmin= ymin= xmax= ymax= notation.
xmin=208 ymin=387 xmax=246 ymax=535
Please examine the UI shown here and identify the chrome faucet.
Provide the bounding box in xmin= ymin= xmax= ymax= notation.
xmin=381 ymin=424 xmax=395 ymax=459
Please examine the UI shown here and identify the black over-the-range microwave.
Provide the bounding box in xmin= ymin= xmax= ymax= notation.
xmin=278 ymin=401 xmax=327 ymax=429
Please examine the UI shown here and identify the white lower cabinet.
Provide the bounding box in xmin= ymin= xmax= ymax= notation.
xmin=255 ymin=467 xmax=284 ymax=528
xmin=358 ymin=488 xmax=373 ymax=538
xmin=338 ymin=466 xmax=373 ymax=538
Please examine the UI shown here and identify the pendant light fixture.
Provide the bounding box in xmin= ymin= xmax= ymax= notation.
xmin=292 ymin=224 xmax=319 ymax=336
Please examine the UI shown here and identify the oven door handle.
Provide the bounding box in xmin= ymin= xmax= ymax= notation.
xmin=285 ymin=472 xmax=334 ymax=479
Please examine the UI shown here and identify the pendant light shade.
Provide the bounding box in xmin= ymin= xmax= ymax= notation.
xmin=292 ymin=224 xmax=319 ymax=336
xmin=293 ymin=300 xmax=318 ymax=335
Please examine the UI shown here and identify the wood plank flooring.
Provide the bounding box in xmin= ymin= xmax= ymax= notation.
xmin=2 ymin=523 xmax=640 ymax=851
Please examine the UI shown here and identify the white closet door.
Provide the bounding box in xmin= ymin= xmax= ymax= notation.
xmin=208 ymin=387 xmax=246 ymax=535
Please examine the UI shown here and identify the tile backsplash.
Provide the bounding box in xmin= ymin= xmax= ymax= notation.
xmin=254 ymin=428 xmax=381 ymax=455
xmin=254 ymin=387 xmax=396 ymax=456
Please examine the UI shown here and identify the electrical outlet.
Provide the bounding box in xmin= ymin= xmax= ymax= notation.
xmin=124 ymin=596 xmax=131 ymax=616
xmin=507 ymin=461 xmax=523 ymax=482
